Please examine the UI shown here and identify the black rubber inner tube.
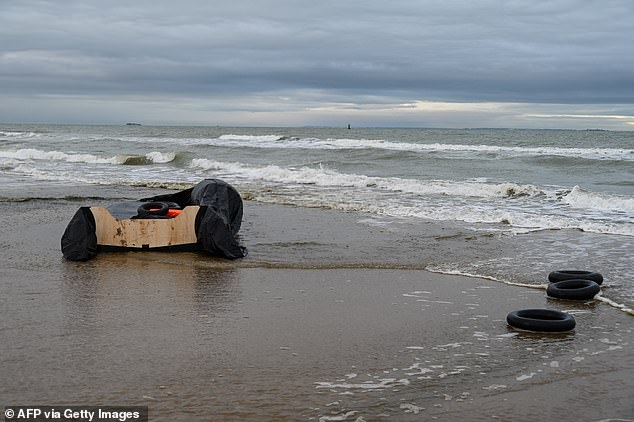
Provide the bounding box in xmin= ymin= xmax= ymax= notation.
xmin=163 ymin=202 xmax=182 ymax=210
xmin=547 ymin=279 xmax=601 ymax=301
xmin=548 ymin=270 xmax=603 ymax=285
xmin=137 ymin=201 xmax=169 ymax=217
xmin=507 ymin=309 xmax=576 ymax=332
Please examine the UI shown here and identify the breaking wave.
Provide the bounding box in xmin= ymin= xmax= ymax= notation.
xmin=218 ymin=134 xmax=284 ymax=142
xmin=0 ymin=148 xmax=117 ymax=164
xmin=190 ymin=159 xmax=543 ymax=199
xmin=0 ymin=148 xmax=178 ymax=165
xmin=193 ymin=135 xmax=633 ymax=161
xmin=562 ymin=185 xmax=634 ymax=213
xmin=0 ymin=131 xmax=40 ymax=138
xmin=115 ymin=134 xmax=633 ymax=161
xmin=119 ymin=151 xmax=177 ymax=165
xmin=189 ymin=159 xmax=632 ymax=235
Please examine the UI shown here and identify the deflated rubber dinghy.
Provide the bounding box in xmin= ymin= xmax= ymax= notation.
xmin=61 ymin=179 xmax=247 ymax=261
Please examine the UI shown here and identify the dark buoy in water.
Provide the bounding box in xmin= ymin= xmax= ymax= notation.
xmin=347 ymin=123 xmax=351 ymax=130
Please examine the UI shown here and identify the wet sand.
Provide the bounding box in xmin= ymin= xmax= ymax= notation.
xmin=1 ymin=196 xmax=633 ymax=421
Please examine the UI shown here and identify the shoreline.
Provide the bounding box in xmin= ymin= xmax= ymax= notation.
xmin=1 ymin=192 xmax=632 ymax=420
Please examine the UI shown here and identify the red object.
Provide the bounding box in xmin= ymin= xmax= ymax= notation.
xmin=167 ymin=209 xmax=183 ymax=217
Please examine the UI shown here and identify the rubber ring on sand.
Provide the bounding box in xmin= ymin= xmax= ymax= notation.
xmin=548 ymin=270 xmax=603 ymax=285
xmin=547 ymin=279 xmax=601 ymax=301
xmin=506 ymin=309 xmax=576 ymax=332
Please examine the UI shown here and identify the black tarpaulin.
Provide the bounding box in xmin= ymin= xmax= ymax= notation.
xmin=142 ymin=179 xmax=247 ymax=259
xmin=61 ymin=179 xmax=247 ymax=260
xmin=61 ymin=207 xmax=98 ymax=261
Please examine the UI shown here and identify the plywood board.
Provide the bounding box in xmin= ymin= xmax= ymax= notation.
xmin=91 ymin=206 xmax=199 ymax=248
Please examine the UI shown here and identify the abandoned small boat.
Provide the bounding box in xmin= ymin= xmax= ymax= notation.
xmin=61 ymin=179 xmax=247 ymax=261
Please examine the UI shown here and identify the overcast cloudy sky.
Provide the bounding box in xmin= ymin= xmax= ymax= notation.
xmin=1 ymin=0 xmax=633 ymax=129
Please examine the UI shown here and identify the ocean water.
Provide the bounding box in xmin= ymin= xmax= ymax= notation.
xmin=1 ymin=124 xmax=632 ymax=310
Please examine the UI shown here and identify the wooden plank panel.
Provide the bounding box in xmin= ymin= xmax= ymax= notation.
xmin=91 ymin=206 xmax=200 ymax=248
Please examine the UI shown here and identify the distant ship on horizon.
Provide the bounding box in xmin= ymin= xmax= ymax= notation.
xmin=126 ymin=122 xmax=142 ymax=126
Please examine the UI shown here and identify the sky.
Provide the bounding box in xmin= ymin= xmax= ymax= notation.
xmin=1 ymin=0 xmax=634 ymax=129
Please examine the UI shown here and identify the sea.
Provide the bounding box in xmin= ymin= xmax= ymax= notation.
xmin=1 ymin=124 xmax=633 ymax=311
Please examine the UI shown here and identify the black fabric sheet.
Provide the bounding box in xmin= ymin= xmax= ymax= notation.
xmin=61 ymin=179 xmax=247 ymax=260
xmin=61 ymin=207 xmax=98 ymax=261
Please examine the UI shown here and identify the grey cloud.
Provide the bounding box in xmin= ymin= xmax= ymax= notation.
xmin=1 ymin=0 xmax=633 ymax=125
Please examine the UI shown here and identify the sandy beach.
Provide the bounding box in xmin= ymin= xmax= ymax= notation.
xmin=1 ymin=196 xmax=632 ymax=421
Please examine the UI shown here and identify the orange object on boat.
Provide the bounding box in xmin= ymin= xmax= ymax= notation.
xmin=166 ymin=209 xmax=182 ymax=217
xmin=148 ymin=207 xmax=182 ymax=218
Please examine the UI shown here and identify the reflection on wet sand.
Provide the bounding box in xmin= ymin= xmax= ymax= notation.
xmin=2 ymin=198 xmax=632 ymax=421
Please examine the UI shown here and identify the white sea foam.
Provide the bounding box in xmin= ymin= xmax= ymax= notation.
xmin=315 ymin=378 xmax=410 ymax=391
xmin=190 ymin=159 xmax=542 ymax=199
xmin=118 ymin=134 xmax=634 ymax=161
xmin=318 ymin=411 xmax=358 ymax=422
xmin=400 ymin=403 xmax=424 ymax=414
xmin=0 ymin=148 xmax=117 ymax=164
xmin=0 ymin=131 xmax=39 ymax=138
xmin=190 ymin=158 xmax=633 ymax=235
xmin=6 ymin=147 xmax=630 ymax=235
xmin=0 ymin=148 xmax=177 ymax=166
xmin=325 ymin=139 xmax=633 ymax=161
xmin=563 ymin=185 xmax=634 ymax=213
xmin=424 ymin=267 xmax=547 ymax=289
xmin=218 ymin=134 xmax=284 ymax=142
xmin=595 ymin=294 xmax=634 ymax=316
xmin=0 ymin=158 xmax=20 ymax=170
xmin=150 ymin=134 xmax=634 ymax=161
xmin=516 ymin=372 xmax=537 ymax=381
xmin=145 ymin=151 xmax=176 ymax=164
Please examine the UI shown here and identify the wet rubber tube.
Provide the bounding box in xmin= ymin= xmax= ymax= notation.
xmin=548 ymin=270 xmax=603 ymax=285
xmin=506 ymin=309 xmax=576 ymax=332
xmin=547 ymin=279 xmax=601 ymax=300
xmin=163 ymin=202 xmax=182 ymax=210
xmin=137 ymin=201 xmax=169 ymax=217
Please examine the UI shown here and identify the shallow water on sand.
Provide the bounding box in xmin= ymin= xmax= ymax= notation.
xmin=2 ymin=261 xmax=632 ymax=421
xmin=1 ymin=193 xmax=633 ymax=421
